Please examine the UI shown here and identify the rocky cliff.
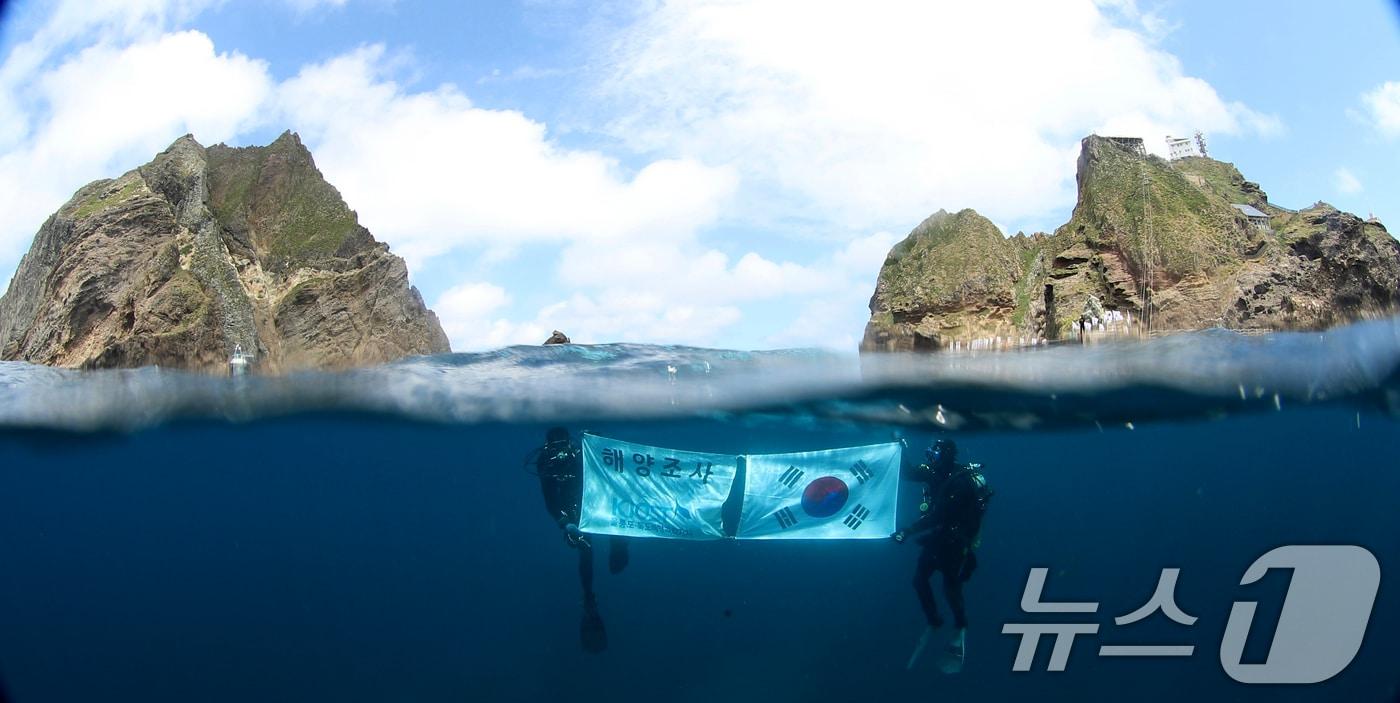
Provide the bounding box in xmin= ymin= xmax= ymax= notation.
xmin=863 ymin=135 xmax=1400 ymax=351
xmin=0 ymin=132 xmax=450 ymax=373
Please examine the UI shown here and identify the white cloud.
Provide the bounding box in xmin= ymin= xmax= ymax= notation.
xmin=593 ymin=0 xmax=1282 ymax=232
xmin=0 ymin=0 xmax=231 ymax=236
xmin=1333 ymin=167 xmax=1363 ymax=195
xmin=436 ymin=281 xmax=510 ymax=322
xmin=430 ymin=244 xmax=822 ymax=349
xmin=432 ymin=260 xmax=820 ymax=349
xmin=474 ymin=230 xmax=902 ymax=351
xmin=436 ymin=280 xmax=746 ymax=350
xmin=0 ymin=30 xmax=272 ymax=268
xmin=1361 ymin=81 xmax=1400 ymax=139
xmin=535 ymin=292 xmax=743 ymax=347
xmin=555 ymin=242 xmax=826 ymax=302
xmin=433 ymin=281 xmax=549 ymax=350
xmin=4 ymin=0 xmax=217 ymax=56
xmin=0 ymin=0 xmax=361 ymax=151
xmin=764 ymin=231 xmax=901 ymax=349
xmin=37 ymin=32 xmax=270 ymax=169
xmin=276 ymin=45 xmax=739 ymax=268
xmin=832 ymin=231 xmax=901 ymax=278
xmin=0 ymin=0 xmax=218 ymax=134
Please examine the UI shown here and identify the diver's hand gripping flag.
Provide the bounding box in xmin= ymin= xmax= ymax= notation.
xmin=737 ymin=442 xmax=901 ymax=540
xmin=580 ymin=433 xmax=738 ymax=540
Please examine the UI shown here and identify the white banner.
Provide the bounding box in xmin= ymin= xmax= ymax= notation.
xmin=580 ymin=433 xmax=738 ymax=540
xmin=737 ymin=442 xmax=901 ymax=540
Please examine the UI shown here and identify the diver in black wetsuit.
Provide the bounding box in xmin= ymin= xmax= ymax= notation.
xmin=892 ymin=438 xmax=991 ymax=669
xmin=533 ymin=426 xmax=629 ymax=652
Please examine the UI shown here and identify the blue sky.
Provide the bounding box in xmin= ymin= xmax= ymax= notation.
xmin=0 ymin=0 xmax=1396 ymax=351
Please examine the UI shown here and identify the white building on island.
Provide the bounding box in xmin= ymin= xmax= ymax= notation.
xmin=1166 ymin=135 xmax=1196 ymax=160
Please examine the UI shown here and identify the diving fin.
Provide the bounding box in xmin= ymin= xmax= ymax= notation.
xmin=608 ymin=538 xmax=630 ymax=575
xmin=906 ymin=626 xmax=935 ymax=670
xmin=580 ymin=598 xmax=608 ymax=654
xmin=937 ymin=628 xmax=966 ymax=674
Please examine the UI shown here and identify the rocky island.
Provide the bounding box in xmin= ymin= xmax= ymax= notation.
xmin=863 ymin=135 xmax=1400 ymax=352
xmin=0 ymin=132 xmax=449 ymax=373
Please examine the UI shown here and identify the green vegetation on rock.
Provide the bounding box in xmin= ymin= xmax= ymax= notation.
xmin=152 ymin=269 xmax=213 ymax=335
xmin=1010 ymin=248 xmax=1040 ymax=327
xmin=876 ymin=209 xmax=1022 ymax=314
xmin=208 ymin=131 xmax=363 ymax=271
xmin=0 ymin=131 xmax=450 ymax=373
xmin=1171 ymin=156 xmax=1264 ymax=207
xmin=68 ymin=175 xmax=146 ymax=220
xmin=1063 ymin=137 xmax=1245 ymax=281
xmin=863 ymin=135 xmax=1400 ymax=352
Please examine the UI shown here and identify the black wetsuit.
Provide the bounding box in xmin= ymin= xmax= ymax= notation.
xmin=902 ymin=461 xmax=988 ymax=629
xmin=536 ymin=443 xmax=628 ymax=600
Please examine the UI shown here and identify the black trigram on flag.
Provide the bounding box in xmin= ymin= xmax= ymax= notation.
xmin=843 ymin=504 xmax=871 ymax=529
xmin=778 ymin=465 xmax=804 ymax=489
xmin=850 ymin=460 xmax=872 ymax=484
xmin=775 ymin=507 xmax=799 ymax=529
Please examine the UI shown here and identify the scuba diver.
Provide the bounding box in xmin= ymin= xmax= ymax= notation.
xmin=531 ymin=426 xmax=630 ymax=653
xmin=892 ymin=438 xmax=992 ymax=673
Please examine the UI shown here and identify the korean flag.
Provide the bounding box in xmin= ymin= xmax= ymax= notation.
xmin=737 ymin=442 xmax=901 ymax=540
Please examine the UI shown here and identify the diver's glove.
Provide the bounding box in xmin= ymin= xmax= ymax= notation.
xmin=890 ymin=530 xmax=907 ymax=544
xmin=563 ymin=523 xmax=589 ymax=548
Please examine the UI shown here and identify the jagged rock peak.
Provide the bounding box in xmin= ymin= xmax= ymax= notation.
xmin=862 ymin=135 xmax=1400 ymax=352
xmin=0 ymin=132 xmax=450 ymax=373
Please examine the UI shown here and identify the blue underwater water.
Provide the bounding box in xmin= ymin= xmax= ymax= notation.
xmin=2 ymin=319 xmax=1400 ymax=702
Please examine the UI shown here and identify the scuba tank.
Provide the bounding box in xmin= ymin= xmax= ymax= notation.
xmin=524 ymin=441 xmax=580 ymax=480
xmin=962 ymin=463 xmax=992 ymax=513
xmin=918 ymin=462 xmax=991 ymax=514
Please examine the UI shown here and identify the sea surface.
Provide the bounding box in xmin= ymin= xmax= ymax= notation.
xmin=2 ymin=319 xmax=1400 ymax=702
